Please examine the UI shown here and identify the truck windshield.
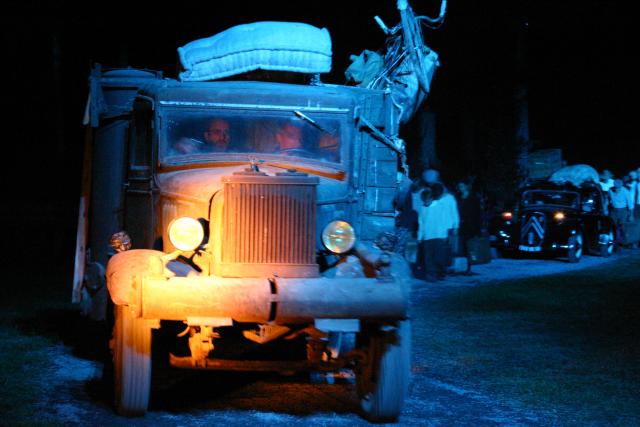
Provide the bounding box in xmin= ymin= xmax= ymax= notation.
xmin=159 ymin=109 xmax=343 ymax=165
xmin=522 ymin=190 xmax=579 ymax=208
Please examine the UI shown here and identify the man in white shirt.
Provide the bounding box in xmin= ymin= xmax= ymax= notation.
xmin=417 ymin=182 xmax=459 ymax=281
xmin=422 ymin=169 xmax=460 ymax=267
xmin=630 ymin=170 xmax=640 ymax=221
xmin=625 ymin=172 xmax=637 ymax=222
xmin=599 ymin=169 xmax=614 ymax=192
xmin=610 ymin=179 xmax=631 ymax=225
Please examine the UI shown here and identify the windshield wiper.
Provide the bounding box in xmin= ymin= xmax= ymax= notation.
xmin=293 ymin=110 xmax=332 ymax=135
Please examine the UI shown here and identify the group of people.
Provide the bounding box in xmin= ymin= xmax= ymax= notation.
xmin=396 ymin=168 xmax=483 ymax=282
xmin=599 ymin=168 xmax=640 ymax=227
xmin=172 ymin=117 xmax=339 ymax=161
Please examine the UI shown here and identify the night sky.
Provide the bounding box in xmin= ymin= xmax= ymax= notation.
xmin=3 ymin=0 xmax=638 ymax=265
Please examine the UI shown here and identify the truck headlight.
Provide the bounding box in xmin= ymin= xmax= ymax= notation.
xmin=168 ymin=217 xmax=205 ymax=251
xmin=322 ymin=220 xmax=356 ymax=254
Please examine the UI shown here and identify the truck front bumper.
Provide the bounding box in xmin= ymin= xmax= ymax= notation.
xmin=137 ymin=275 xmax=408 ymax=324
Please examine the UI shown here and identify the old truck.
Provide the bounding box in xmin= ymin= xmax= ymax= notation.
xmin=73 ymin=61 xmax=411 ymax=421
xmin=72 ymin=0 xmax=448 ymax=417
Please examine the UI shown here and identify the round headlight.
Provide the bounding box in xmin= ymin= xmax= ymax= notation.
xmin=168 ymin=217 xmax=205 ymax=251
xmin=322 ymin=220 xmax=356 ymax=254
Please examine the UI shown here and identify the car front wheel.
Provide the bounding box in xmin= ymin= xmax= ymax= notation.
xmin=599 ymin=231 xmax=615 ymax=257
xmin=567 ymin=231 xmax=583 ymax=263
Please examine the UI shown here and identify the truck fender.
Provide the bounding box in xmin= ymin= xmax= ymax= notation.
xmin=106 ymin=249 xmax=165 ymax=306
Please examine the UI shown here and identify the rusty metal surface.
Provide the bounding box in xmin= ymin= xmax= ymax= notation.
xmin=141 ymin=277 xmax=272 ymax=322
xmin=169 ymin=355 xmax=311 ymax=372
xmin=274 ymin=277 xmax=407 ymax=323
xmin=140 ymin=276 xmax=406 ymax=322
xmin=220 ymin=263 xmax=319 ymax=278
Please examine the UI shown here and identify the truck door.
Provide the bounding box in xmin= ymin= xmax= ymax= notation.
xmin=124 ymin=99 xmax=156 ymax=249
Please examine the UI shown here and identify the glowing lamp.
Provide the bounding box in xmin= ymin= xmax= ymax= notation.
xmin=322 ymin=220 xmax=356 ymax=254
xmin=554 ymin=212 xmax=565 ymax=221
xmin=502 ymin=212 xmax=513 ymax=219
xmin=168 ymin=217 xmax=205 ymax=251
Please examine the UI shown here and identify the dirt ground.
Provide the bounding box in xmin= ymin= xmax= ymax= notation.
xmin=13 ymin=249 xmax=640 ymax=426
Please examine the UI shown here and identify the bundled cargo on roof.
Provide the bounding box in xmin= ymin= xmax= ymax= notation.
xmin=344 ymin=0 xmax=445 ymax=124
xmin=548 ymin=164 xmax=600 ymax=187
xmin=178 ymin=21 xmax=332 ymax=81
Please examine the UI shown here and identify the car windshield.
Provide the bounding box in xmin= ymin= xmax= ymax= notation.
xmin=521 ymin=190 xmax=579 ymax=208
xmin=159 ymin=109 xmax=343 ymax=165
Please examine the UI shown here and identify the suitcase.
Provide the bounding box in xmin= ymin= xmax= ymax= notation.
xmin=621 ymin=221 xmax=640 ymax=245
xmin=467 ymin=236 xmax=492 ymax=265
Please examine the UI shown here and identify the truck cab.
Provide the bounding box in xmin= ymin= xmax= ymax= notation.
xmin=74 ymin=65 xmax=410 ymax=422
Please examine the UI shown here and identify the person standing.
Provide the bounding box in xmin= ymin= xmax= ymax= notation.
xmin=626 ymin=170 xmax=639 ymax=222
xmin=456 ymin=179 xmax=483 ymax=275
xmin=408 ymin=176 xmax=427 ymax=278
xmin=610 ymin=179 xmax=631 ymax=226
xmin=417 ymin=185 xmax=442 ymax=281
xmin=634 ymin=169 xmax=640 ymax=221
xmin=422 ymin=169 xmax=460 ymax=272
xmin=623 ymin=173 xmax=636 ymax=222
xmin=599 ymin=169 xmax=615 ymax=192
xmin=393 ymin=173 xmax=418 ymax=267
xmin=417 ymin=183 xmax=457 ymax=282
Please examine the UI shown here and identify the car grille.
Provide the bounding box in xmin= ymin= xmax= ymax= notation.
xmin=520 ymin=212 xmax=546 ymax=247
xmin=220 ymin=170 xmax=319 ymax=278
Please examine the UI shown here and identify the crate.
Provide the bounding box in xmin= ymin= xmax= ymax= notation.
xmin=528 ymin=149 xmax=563 ymax=179
xmin=621 ymin=221 xmax=640 ymax=245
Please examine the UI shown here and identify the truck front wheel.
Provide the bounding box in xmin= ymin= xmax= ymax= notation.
xmin=356 ymin=320 xmax=411 ymax=422
xmin=112 ymin=304 xmax=152 ymax=416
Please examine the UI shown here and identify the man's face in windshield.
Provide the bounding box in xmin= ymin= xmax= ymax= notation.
xmin=276 ymin=123 xmax=302 ymax=151
xmin=204 ymin=119 xmax=230 ymax=152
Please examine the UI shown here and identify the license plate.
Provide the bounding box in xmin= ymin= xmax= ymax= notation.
xmin=518 ymin=245 xmax=541 ymax=252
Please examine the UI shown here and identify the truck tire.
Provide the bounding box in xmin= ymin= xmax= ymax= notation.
xmin=112 ymin=304 xmax=152 ymax=416
xmin=356 ymin=320 xmax=411 ymax=422
xmin=567 ymin=231 xmax=583 ymax=263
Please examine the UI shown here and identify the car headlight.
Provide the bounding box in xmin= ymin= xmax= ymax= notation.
xmin=553 ymin=211 xmax=565 ymax=221
xmin=322 ymin=220 xmax=356 ymax=254
xmin=168 ymin=217 xmax=205 ymax=251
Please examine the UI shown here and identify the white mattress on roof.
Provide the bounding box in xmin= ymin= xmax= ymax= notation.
xmin=549 ymin=164 xmax=600 ymax=186
xmin=178 ymin=21 xmax=332 ymax=81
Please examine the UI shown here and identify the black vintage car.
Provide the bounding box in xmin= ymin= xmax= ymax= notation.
xmin=490 ymin=180 xmax=616 ymax=262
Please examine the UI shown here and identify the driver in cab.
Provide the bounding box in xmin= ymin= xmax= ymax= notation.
xmin=173 ymin=118 xmax=231 ymax=154
xmin=275 ymin=122 xmax=304 ymax=155
xmin=203 ymin=118 xmax=231 ymax=152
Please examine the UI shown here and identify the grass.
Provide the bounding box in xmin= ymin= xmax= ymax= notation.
xmin=1 ymin=244 xmax=639 ymax=425
xmin=0 ymin=261 xmax=104 ymax=427
xmin=414 ymin=255 xmax=640 ymax=426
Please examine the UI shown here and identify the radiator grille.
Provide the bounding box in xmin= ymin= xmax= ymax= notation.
xmin=520 ymin=212 xmax=546 ymax=247
xmin=221 ymin=171 xmax=318 ymax=277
